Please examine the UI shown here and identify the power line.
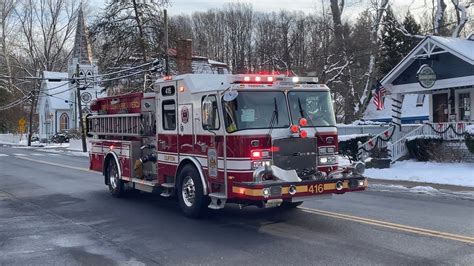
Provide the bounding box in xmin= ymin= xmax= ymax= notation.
xmin=0 ymin=93 xmax=33 ymax=111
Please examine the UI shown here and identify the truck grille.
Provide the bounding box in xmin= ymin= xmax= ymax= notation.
xmin=272 ymin=138 xmax=317 ymax=178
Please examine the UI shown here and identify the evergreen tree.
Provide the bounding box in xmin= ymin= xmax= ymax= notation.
xmin=379 ymin=5 xmax=405 ymax=76
xmin=400 ymin=11 xmax=422 ymax=56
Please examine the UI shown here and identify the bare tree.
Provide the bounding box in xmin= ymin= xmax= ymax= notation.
xmin=433 ymin=0 xmax=447 ymax=35
xmin=451 ymin=0 xmax=472 ymax=37
xmin=13 ymin=0 xmax=80 ymax=145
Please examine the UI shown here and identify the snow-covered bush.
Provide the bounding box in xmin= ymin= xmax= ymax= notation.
xmin=465 ymin=125 xmax=474 ymax=154
xmin=405 ymin=135 xmax=442 ymax=161
xmin=338 ymin=134 xmax=371 ymax=162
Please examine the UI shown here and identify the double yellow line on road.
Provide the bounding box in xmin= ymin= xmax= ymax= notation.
xmin=299 ymin=207 xmax=474 ymax=244
xmin=15 ymin=155 xmax=474 ymax=245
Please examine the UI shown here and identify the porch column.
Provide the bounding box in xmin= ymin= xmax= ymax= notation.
xmin=390 ymin=93 xmax=404 ymax=130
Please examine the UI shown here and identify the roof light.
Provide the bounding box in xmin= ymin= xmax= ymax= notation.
xmin=267 ymin=76 xmax=274 ymax=82
xmin=255 ymin=76 xmax=261 ymax=82
xmin=244 ymin=76 xmax=251 ymax=82
xmin=164 ymin=76 xmax=172 ymax=81
xmin=292 ymin=77 xmax=299 ymax=83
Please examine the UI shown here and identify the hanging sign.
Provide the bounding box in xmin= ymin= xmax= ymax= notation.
xmin=417 ymin=64 xmax=437 ymax=88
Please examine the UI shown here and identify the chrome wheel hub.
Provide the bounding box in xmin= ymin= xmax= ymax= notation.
xmin=182 ymin=176 xmax=196 ymax=207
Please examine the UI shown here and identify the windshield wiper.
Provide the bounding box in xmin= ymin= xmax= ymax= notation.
xmin=266 ymin=97 xmax=278 ymax=146
xmin=297 ymin=97 xmax=309 ymax=122
xmin=297 ymin=97 xmax=324 ymax=142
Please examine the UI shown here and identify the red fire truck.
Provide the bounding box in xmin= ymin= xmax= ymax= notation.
xmin=87 ymin=74 xmax=367 ymax=217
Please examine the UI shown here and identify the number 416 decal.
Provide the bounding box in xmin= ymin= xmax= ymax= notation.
xmin=308 ymin=184 xmax=324 ymax=194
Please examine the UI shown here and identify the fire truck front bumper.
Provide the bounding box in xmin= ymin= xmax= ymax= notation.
xmin=231 ymin=165 xmax=368 ymax=203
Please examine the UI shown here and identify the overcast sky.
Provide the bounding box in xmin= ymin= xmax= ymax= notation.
xmin=90 ymin=0 xmax=432 ymax=20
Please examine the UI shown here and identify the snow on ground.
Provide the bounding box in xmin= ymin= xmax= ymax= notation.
xmin=467 ymin=125 xmax=474 ymax=134
xmin=338 ymin=133 xmax=370 ymax=142
xmin=365 ymin=160 xmax=474 ymax=187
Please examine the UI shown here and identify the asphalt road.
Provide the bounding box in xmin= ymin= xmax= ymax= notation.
xmin=0 ymin=145 xmax=473 ymax=265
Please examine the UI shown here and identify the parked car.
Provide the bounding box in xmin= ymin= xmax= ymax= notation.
xmin=50 ymin=132 xmax=70 ymax=143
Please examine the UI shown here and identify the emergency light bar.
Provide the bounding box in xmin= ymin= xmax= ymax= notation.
xmin=233 ymin=74 xmax=275 ymax=84
xmin=231 ymin=74 xmax=318 ymax=85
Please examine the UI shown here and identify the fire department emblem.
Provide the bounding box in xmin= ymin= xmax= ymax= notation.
xmin=181 ymin=106 xmax=189 ymax=124
xmin=208 ymin=148 xmax=218 ymax=178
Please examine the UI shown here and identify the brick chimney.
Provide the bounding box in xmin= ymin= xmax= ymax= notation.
xmin=176 ymin=39 xmax=193 ymax=74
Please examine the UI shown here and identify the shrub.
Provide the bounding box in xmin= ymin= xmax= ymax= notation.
xmin=405 ymin=135 xmax=442 ymax=161
xmin=338 ymin=134 xmax=371 ymax=162
xmin=465 ymin=125 xmax=474 ymax=154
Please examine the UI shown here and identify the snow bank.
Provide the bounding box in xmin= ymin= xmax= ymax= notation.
xmin=365 ymin=160 xmax=474 ymax=187
xmin=0 ymin=134 xmax=21 ymax=144
xmin=338 ymin=133 xmax=370 ymax=142
xmin=350 ymin=120 xmax=387 ymax=126
xmin=466 ymin=125 xmax=474 ymax=135
xmin=405 ymin=135 xmax=442 ymax=141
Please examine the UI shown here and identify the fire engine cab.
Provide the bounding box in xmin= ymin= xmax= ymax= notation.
xmin=88 ymin=74 xmax=367 ymax=217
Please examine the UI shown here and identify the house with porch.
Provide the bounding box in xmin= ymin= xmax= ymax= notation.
xmin=359 ymin=34 xmax=474 ymax=163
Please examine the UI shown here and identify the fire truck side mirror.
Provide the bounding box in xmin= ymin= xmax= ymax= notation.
xmin=202 ymin=99 xmax=214 ymax=129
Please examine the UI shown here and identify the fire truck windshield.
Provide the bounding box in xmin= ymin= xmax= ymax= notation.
xmin=223 ymin=91 xmax=290 ymax=132
xmin=288 ymin=91 xmax=336 ymax=127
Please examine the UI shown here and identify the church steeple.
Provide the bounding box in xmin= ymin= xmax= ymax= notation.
xmin=72 ymin=2 xmax=93 ymax=65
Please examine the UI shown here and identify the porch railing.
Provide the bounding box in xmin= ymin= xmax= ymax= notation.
xmin=357 ymin=122 xmax=472 ymax=163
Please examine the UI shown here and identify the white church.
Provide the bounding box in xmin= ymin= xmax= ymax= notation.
xmin=37 ymin=4 xmax=105 ymax=141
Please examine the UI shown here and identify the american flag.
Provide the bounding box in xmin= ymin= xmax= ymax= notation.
xmin=373 ymin=82 xmax=386 ymax=110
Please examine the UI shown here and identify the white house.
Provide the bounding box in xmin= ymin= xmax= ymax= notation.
xmin=37 ymin=72 xmax=71 ymax=140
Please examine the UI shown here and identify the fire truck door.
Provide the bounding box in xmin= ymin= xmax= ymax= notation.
xmin=177 ymin=104 xmax=194 ymax=155
xmin=157 ymin=82 xmax=179 ymax=184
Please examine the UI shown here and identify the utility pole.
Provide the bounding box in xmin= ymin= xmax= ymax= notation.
xmin=76 ymin=63 xmax=87 ymax=152
xmin=27 ymin=70 xmax=40 ymax=146
xmin=164 ymin=9 xmax=170 ymax=76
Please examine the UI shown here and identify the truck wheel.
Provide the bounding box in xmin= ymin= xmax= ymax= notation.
xmin=177 ymin=165 xmax=208 ymax=218
xmin=280 ymin=201 xmax=303 ymax=209
xmin=107 ymin=159 xmax=124 ymax=197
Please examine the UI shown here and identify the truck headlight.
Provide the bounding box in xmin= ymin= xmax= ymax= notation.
xmin=319 ymin=156 xmax=337 ymax=165
xmin=262 ymin=187 xmax=271 ymax=198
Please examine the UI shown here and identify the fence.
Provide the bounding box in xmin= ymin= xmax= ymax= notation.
xmin=337 ymin=124 xmax=390 ymax=136
xmin=357 ymin=122 xmax=472 ymax=163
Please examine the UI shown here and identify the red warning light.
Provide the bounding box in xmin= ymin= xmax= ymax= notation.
xmin=244 ymin=76 xmax=251 ymax=82
xmin=290 ymin=125 xmax=299 ymax=133
xmin=300 ymin=130 xmax=308 ymax=138
xmin=299 ymin=118 xmax=308 ymax=127
xmin=251 ymin=150 xmax=262 ymax=159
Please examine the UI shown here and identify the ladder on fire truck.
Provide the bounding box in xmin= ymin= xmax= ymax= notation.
xmin=87 ymin=113 xmax=143 ymax=137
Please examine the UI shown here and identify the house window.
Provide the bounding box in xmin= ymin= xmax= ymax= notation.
xmin=60 ymin=113 xmax=69 ymax=131
xmin=416 ymin=94 xmax=425 ymax=107
xmin=459 ymin=93 xmax=470 ymax=121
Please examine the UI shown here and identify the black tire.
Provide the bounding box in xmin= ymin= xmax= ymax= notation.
xmin=280 ymin=201 xmax=303 ymax=209
xmin=177 ymin=165 xmax=209 ymax=218
xmin=106 ymin=159 xmax=124 ymax=197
